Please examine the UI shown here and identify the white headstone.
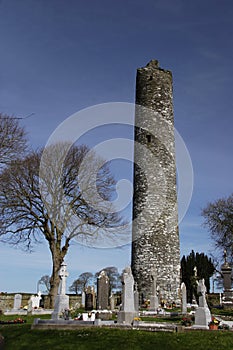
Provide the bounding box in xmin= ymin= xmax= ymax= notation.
xmin=31 ymin=292 xmax=42 ymax=308
xmin=13 ymin=294 xmax=22 ymax=310
xmin=193 ymin=279 xmax=211 ymax=329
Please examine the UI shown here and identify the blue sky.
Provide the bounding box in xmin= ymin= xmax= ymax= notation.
xmin=0 ymin=0 xmax=233 ymax=293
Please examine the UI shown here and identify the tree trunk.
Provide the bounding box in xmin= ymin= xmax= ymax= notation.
xmin=47 ymin=248 xmax=64 ymax=308
xmin=47 ymin=236 xmax=70 ymax=308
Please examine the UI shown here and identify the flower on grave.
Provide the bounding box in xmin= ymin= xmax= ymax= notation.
xmin=209 ymin=316 xmax=220 ymax=326
xmin=181 ymin=316 xmax=193 ymax=326
xmin=133 ymin=317 xmax=141 ymax=321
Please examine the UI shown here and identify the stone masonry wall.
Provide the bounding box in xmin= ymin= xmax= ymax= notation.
xmin=131 ymin=60 xmax=180 ymax=303
xmin=0 ymin=293 xmax=82 ymax=311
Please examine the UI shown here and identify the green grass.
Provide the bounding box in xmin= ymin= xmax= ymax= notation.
xmin=1 ymin=325 xmax=233 ymax=350
xmin=210 ymin=308 xmax=233 ymax=317
xmin=141 ymin=316 xmax=181 ymax=323
xmin=1 ymin=314 xmax=233 ymax=350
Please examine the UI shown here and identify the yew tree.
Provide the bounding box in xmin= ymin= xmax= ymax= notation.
xmin=0 ymin=143 xmax=122 ymax=307
xmin=181 ymin=250 xmax=215 ymax=303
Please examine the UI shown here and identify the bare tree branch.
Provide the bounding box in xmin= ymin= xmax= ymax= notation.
xmin=0 ymin=113 xmax=27 ymax=170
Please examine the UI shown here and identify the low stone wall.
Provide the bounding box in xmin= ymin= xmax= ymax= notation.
xmin=0 ymin=293 xmax=33 ymax=311
xmin=0 ymin=293 xmax=82 ymax=312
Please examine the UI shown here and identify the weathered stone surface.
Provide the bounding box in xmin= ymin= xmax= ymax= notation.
xmin=13 ymin=294 xmax=22 ymax=310
xmin=149 ymin=272 xmax=159 ymax=311
xmin=97 ymin=270 xmax=109 ymax=310
xmin=117 ymin=267 xmax=138 ymax=324
xmin=193 ymin=279 xmax=211 ymax=329
xmin=181 ymin=282 xmax=187 ymax=314
xmin=221 ymin=251 xmax=233 ymax=307
xmin=0 ymin=293 xmax=82 ymax=312
xmin=51 ymin=263 xmax=69 ymax=319
xmin=85 ymin=286 xmax=96 ymax=310
xmin=131 ymin=60 xmax=180 ymax=303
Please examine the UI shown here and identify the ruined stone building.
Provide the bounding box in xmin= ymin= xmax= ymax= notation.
xmin=131 ymin=60 xmax=180 ymax=303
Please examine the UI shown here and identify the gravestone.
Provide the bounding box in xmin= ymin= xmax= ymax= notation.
xmin=193 ymin=279 xmax=211 ymax=329
xmin=81 ymin=291 xmax=85 ymax=308
xmin=13 ymin=294 xmax=22 ymax=310
xmin=149 ymin=272 xmax=159 ymax=311
xmin=97 ymin=270 xmax=109 ymax=310
xmin=85 ymin=286 xmax=95 ymax=310
xmin=31 ymin=291 xmax=42 ymax=308
xmin=118 ymin=267 xmax=138 ymax=324
xmin=181 ymin=282 xmax=187 ymax=314
xmin=27 ymin=296 xmax=33 ymax=314
xmin=110 ymin=293 xmax=115 ymax=311
xmin=85 ymin=292 xmax=94 ymax=310
xmin=221 ymin=250 xmax=233 ymax=307
xmin=51 ymin=262 xmax=69 ymax=320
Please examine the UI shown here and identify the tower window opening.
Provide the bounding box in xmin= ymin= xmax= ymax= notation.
xmin=146 ymin=134 xmax=152 ymax=143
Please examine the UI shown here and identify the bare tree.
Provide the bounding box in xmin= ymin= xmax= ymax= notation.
xmin=78 ymin=272 xmax=94 ymax=290
xmin=202 ymin=194 xmax=233 ymax=262
xmin=0 ymin=143 xmax=123 ymax=307
xmin=69 ymin=272 xmax=93 ymax=294
xmin=0 ymin=113 xmax=27 ymax=170
xmin=38 ymin=275 xmax=50 ymax=293
xmin=69 ymin=279 xmax=83 ymax=295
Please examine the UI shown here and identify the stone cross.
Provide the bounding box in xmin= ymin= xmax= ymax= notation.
xmin=181 ymin=282 xmax=187 ymax=313
xmin=51 ymin=262 xmax=70 ymax=320
xmin=58 ymin=262 xmax=69 ymax=295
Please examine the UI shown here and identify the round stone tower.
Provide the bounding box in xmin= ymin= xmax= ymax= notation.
xmin=131 ymin=60 xmax=180 ymax=304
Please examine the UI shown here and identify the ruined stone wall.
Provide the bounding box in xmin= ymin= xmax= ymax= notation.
xmin=131 ymin=60 xmax=180 ymax=303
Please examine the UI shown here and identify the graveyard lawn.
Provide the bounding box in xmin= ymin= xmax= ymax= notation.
xmin=0 ymin=321 xmax=233 ymax=350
